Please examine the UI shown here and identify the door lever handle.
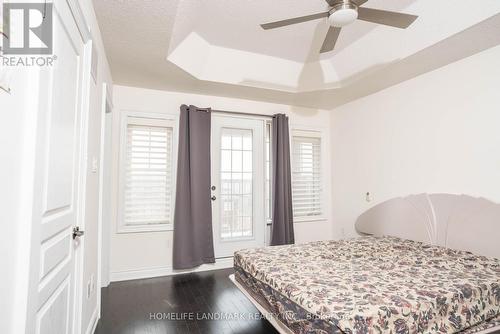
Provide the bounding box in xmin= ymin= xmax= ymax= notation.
xmin=73 ymin=226 xmax=85 ymax=239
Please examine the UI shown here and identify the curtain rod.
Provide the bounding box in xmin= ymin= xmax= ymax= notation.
xmin=211 ymin=109 xmax=274 ymax=119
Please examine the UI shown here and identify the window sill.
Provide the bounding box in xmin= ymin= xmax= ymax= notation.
xmin=293 ymin=217 xmax=327 ymax=224
xmin=266 ymin=217 xmax=328 ymax=225
xmin=117 ymin=224 xmax=173 ymax=234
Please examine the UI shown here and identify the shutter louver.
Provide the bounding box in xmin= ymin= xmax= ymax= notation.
xmin=125 ymin=123 xmax=173 ymax=226
xmin=292 ymin=134 xmax=322 ymax=219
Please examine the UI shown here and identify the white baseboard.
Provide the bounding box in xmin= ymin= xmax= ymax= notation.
xmin=109 ymin=257 xmax=234 ymax=283
xmin=85 ymin=306 xmax=99 ymax=334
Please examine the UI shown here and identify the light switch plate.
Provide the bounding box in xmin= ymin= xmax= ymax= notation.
xmin=91 ymin=157 xmax=98 ymax=173
xmin=87 ymin=280 xmax=91 ymax=299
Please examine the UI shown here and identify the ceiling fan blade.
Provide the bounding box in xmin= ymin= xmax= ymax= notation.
xmin=261 ymin=12 xmax=329 ymax=30
xmin=324 ymin=0 xmax=337 ymax=5
xmin=352 ymin=0 xmax=369 ymax=6
xmin=357 ymin=7 xmax=418 ymax=28
xmin=320 ymin=26 xmax=342 ymax=53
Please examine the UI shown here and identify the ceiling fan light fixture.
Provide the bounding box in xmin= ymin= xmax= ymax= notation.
xmin=328 ymin=2 xmax=358 ymax=27
xmin=260 ymin=0 xmax=419 ymax=53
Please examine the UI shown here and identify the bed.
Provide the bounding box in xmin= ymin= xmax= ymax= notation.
xmin=230 ymin=194 xmax=500 ymax=334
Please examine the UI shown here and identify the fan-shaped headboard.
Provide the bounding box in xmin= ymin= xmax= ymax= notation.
xmin=355 ymin=194 xmax=500 ymax=259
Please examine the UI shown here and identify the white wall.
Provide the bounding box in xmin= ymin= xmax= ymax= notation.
xmin=107 ymin=85 xmax=333 ymax=280
xmin=330 ymin=44 xmax=500 ymax=239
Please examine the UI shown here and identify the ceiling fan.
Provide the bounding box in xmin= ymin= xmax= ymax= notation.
xmin=261 ymin=0 xmax=418 ymax=53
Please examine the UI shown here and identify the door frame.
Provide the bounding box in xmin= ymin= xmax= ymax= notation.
xmin=74 ymin=41 xmax=93 ymax=334
xmin=70 ymin=3 xmax=93 ymax=332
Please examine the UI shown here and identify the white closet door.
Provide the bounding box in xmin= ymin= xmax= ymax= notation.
xmin=25 ymin=0 xmax=90 ymax=333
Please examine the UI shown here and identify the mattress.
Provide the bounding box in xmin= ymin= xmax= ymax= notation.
xmin=233 ymin=236 xmax=500 ymax=334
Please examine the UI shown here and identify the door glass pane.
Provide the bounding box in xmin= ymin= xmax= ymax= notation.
xmin=221 ymin=150 xmax=231 ymax=172
xmin=221 ymin=133 xmax=232 ymax=150
xmin=232 ymin=151 xmax=242 ymax=172
xmin=242 ymin=151 xmax=252 ymax=172
xmin=220 ymin=128 xmax=253 ymax=239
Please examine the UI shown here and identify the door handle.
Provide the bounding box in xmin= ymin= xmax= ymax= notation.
xmin=211 ymin=196 xmax=217 ymax=201
xmin=73 ymin=226 xmax=85 ymax=239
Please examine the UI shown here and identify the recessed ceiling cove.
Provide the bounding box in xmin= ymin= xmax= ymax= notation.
xmin=93 ymin=0 xmax=500 ymax=105
xmin=165 ymin=0 xmax=500 ymax=92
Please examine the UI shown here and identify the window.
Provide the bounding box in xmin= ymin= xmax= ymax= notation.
xmin=291 ymin=130 xmax=323 ymax=220
xmin=118 ymin=115 xmax=177 ymax=233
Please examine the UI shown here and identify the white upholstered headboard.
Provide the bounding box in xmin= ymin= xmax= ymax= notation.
xmin=355 ymin=194 xmax=500 ymax=259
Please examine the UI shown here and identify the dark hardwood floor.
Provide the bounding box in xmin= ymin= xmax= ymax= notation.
xmin=95 ymin=268 xmax=279 ymax=334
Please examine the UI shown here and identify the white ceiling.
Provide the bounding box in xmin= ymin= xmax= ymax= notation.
xmin=93 ymin=0 xmax=500 ymax=108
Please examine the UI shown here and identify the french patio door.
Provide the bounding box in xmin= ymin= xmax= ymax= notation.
xmin=211 ymin=115 xmax=265 ymax=258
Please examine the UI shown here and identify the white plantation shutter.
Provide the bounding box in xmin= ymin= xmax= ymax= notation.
xmin=123 ymin=117 xmax=174 ymax=228
xmin=292 ymin=131 xmax=322 ymax=219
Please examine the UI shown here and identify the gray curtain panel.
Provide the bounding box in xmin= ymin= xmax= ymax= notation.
xmin=270 ymin=114 xmax=295 ymax=246
xmin=172 ymin=105 xmax=215 ymax=269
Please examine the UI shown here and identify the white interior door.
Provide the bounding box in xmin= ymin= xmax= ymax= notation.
xmin=211 ymin=115 xmax=265 ymax=258
xmin=26 ymin=0 xmax=90 ymax=333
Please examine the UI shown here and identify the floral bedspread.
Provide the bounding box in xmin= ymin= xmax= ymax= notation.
xmin=234 ymin=236 xmax=500 ymax=334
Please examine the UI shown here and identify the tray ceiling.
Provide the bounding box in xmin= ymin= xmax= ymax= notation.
xmin=94 ymin=0 xmax=500 ymax=108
